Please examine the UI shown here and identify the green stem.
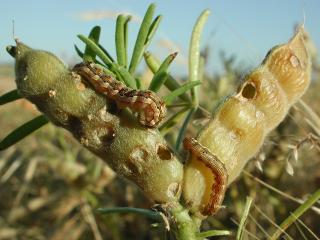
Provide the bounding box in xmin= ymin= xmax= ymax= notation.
xmin=236 ymin=197 xmax=253 ymax=240
xmin=168 ymin=203 xmax=200 ymax=240
xmin=270 ymin=188 xmax=320 ymax=240
xmin=175 ymin=108 xmax=196 ymax=150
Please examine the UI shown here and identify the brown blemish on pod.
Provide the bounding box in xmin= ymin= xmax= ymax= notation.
xmin=76 ymin=82 xmax=86 ymax=91
xmin=129 ymin=146 xmax=149 ymax=173
xmin=99 ymin=125 xmax=116 ymax=144
xmin=48 ymin=89 xmax=56 ymax=98
xmin=157 ymin=144 xmax=173 ymax=160
xmin=289 ymin=54 xmax=301 ymax=68
xmin=71 ymin=72 xmax=86 ymax=91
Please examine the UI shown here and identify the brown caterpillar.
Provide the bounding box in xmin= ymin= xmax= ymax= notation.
xmin=73 ymin=62 xmax=166 ymax=127
xmin=183 ymin=137 xmax=228 ymax=216
xmin=183 ymin=27 xmax=311 ymax=216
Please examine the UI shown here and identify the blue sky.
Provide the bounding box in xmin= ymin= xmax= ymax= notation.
xmin=1 ymin=0 xmax=319 ymax=75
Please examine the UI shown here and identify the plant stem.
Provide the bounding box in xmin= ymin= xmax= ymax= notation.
xmin=270 ymin=188 xmax=320 ymax=240
xmin=167 ymin=202 xmax=200 ymax=240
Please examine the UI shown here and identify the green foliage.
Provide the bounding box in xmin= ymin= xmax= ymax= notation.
xmin=148 ymin=52 xmax=177 ymax=92
xmin=0 ymin=115 xmax=49 ymax=150
xmin=97 ymin=207 xmax=163 ymax=222
xmin=83 ymin=26 xmax=101 ymax=62
xmin=128 ymin=3 xmax=157 ymax=74
xmin=144 ymin=51 xmax=191 ymax=102
xmin=236 ymin=197 xmax=253 ymax=240
xmin=0 ymin=89 xmax=21 ymax=105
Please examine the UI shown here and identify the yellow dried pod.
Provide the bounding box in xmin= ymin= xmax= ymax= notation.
xmin=183 ymin=27 xmax=311 ymax=216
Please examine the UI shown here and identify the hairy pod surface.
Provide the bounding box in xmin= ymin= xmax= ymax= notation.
xmin=8 ymin=41 xmax=183 ymax=203
xmin=183 ymin=27 xmax=311 ymax=216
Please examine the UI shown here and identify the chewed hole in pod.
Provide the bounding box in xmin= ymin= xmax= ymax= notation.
xmin=157 ymin=144 xmax=173 ymax=160
xmin=241 ymin=82 xmax=257 ymax=99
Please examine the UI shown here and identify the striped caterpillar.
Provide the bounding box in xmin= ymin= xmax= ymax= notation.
xmin=183 ymin=27 xmax=311 ymax=216
xmin=183 ymin=137 xmax=228 ymax=216
xmin=73 ymin=62 xmax=166 ymax=127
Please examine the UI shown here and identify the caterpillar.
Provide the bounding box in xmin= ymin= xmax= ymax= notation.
xmin=183 ymin=137 xmax=228 ymax=216
xmin=183 ymin=26 xmax=311 ymax=216
xmin=73 ymin=62 xmax=166 ymax=127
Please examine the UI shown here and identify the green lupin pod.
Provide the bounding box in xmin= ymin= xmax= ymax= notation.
xmin=8 ymin=40 xmax=183 ymax=203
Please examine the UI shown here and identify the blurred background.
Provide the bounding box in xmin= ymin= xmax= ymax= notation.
xmin=0 ymin=1 xmax=320 ymax=239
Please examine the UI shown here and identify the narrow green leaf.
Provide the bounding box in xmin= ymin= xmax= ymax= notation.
xmin=77 ymin=35 xmax=135 ymax=88
xmin=116 ymin=65 xmax=137 ymax=89
xmin=83 ymin=26 xmax=101 ymax=62
xmin=175 ymin=108 xmax=195 ymax=151
xmin=158 ymin=52 xmax=178 ymax=73
xmin=143 ymin=51 xmax=158 ymax=71
xmin=74 ymin=44 xmax=84 ymax=58
xmin=197 ymin=230 xmax=232 ymax=238
xmin=129 ymin=3 xmax=156 ymax=74
xmin=144 ymin=51 xmax=190 ymax=102
xmin=148 ymin=71 xmax=167 ymax=92
xmin=78 ymin=34 xmax=113 ymax=67
xmin=135 ymin=77 xmax=142 ymax=89
xmin=270 ymin=188 xmax=320 ymax=240
xmin=159 ymin=106 xmax=189 ymax=135
xmin=0 ymin=115 xmax=49 ymax=151
xmin=115 ymin=15 xmax=127 ymax=67
xmin=123 ymin=16 xmax=131 ymax=62
xmin=163 ymin=81 xmax=201 ymax=105
xmin=167 ymin=103 xmax=191 ymax=108
xmin=97 ymin=207 xmax=162 ymax=222
xmin=149 ymin=52 xmax=177 ymax=92
xmin=74 ymin=45 xmax=106 ymax=68
xmin=83 ymin=190 xmax=98 ymax=207
xmin=189 ymin=9 xmax=210 ymax=106
xmin=145 ymin=15 xmax=162 ymax=46
xmin=123 ymin=16 xmax=131 ymax=68
xmin=236 ymin=197 xmax=253 ymax=240
xmin=0 ymin=89 xmax=21 ymax=105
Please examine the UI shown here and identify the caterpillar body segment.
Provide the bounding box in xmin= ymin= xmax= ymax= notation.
xmin=183 ymin=27 xmax=311 ymax=216
xmin=73 ymin=62 xmax=166 ymax=128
